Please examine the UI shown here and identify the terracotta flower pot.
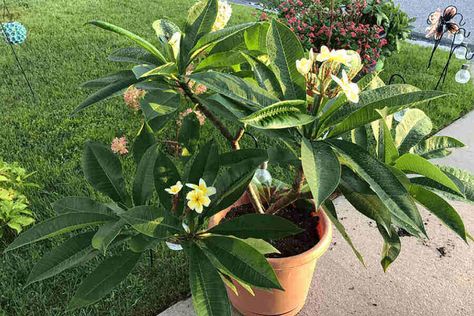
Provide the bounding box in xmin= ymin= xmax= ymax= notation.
xmin=209 ymin=194 xmax=333 ymax=316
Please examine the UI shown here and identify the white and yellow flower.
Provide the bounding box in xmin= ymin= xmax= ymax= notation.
xmin=316 ymin=46 xmax=353 ymax=66
xmin=296 ymin=57 xmax=313 ymax=76
xmin=165 ymin=181 xmax=183 ymax=195
xmin=186 ymin=189 xmax=211 ymax=214
xmin=186 ymin=178 xmax=216 ymax=196
xmin=315 ymin=45 xmax=332 ymax=62
xmin=331 ymin=70 xmax=360 ymax=103
xmin=213 ymin=0 xmax=232 ymax=31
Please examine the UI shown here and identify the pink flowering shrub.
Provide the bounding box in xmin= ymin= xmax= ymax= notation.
xmin=267 ymin=0 xmax=411 ymax=72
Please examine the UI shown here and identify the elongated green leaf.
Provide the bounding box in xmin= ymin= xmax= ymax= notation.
xmin=88 ymin=20 xmax=166 ymax=63
xmin=152 ymin=19 xmax=180 ymax=39
xmin=409 ymin=184 xmax=467 ymax=241
xmin=179 ymin=112 xmax=201 ymax=154
xmin=195 ymin=51 xmax=247 ymax=71
xmin=328 ymin=139 xmax=426 ymax=237
xmin=128 ymin=234 xmax=161 ymax=253
xmin=132 ymin=64 xmax=156 ymax=78
xmin=120 ymin=206 xmax=180 ymax=238
xmin=244 ymin=22 xmax=269 ymax=52
xmin=187 ymin=242 xmax=231 ymax=316
xmin=394 ymin=154 xmax=462 ymax=194
xmin=240 ymin=100 xmax=314 ymax=129
xmin=80 ymin=70 xmax=134 ymax=89
xmin=75 ymin=71 xmax=139 ymax=113
xmin=326 ymin=85 xmax=446 ymax=137
xmin=108 ymin=47 xmax=159 ymax=65
xmin=53 ymin=197 xmax=115 ymax=216
xmin=5 ymin=212 xmax=115 ymax=251
xmin=439 ymin=166 xmax=474 ymax=202
xmin=132 ymin=122 xmax=155 ymax=165
xmin=411 ymin=136 xmax=465 ymax=159
xmin=302 ymin=139 xmax=341 ymax=209
xmin=154 ymin=151 xmax=181 ymax=210
xmin=140 ymin=88 xmax=180 ymax=129
xmin=68 ymin=251 xmax=141 ymax=310
xmin=208 ymin=213 xmax=302 ymax=239
xmin=193 ymin=22 xmax=257 ymax=53
xmin=351 ymin=127 xmax=368 ymax=151
xmin=241 ymin=53 xmax=283 ymax=99
xmin=202 ymin=235 xmax=282 ymax=290
xmin=82 ymin=142 xmax=129 ymax=205
xmin=242 ymin=238 xmax=280 ymax=255
xmin=203 ymin=94 xmax=254 ymax=121
xmin=266 ymin=19 xmax=305 ymax=100
xmin=190 ymin=71 xmax=279 ymax=107
xmin=27 ymin=232 xmax=97 ymax=285
xmin=378 ymin=225 xmax=401 ymax=272
xmin=219 ymin=149 xmax=268 ymax=168
xmin=133 ymin=144 xmax=159 ymax=206
xmin=395 ymin=109 xmax=433 ymax=153
xmin=92 ymin=219 xmax=126 ymax=253
xmin=186 ymin=141 xmax=219 ymax=185
xmin=322 ymin=200 xmax=364 ymax=264
xmin=339 ymin=167 xmax=392 ymax=233
xmin=139 ymin=62 xmax=177 ymax=78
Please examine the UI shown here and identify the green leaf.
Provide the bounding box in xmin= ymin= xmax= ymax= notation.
xmin=208 ymin=213 xmax=303 ymax=239
xmin=378 ymin=225 xmax=401 ymax=272
xmin=5 ymin=212 xmax=115 ymax=252
xmin=242 ymin=238 xmax=280 ymax=255
xmin=152 ymin=19 xmax=180 ymax=40
xmin=241 ymin=53 xmax=283 ymax=99
xmin=322 ymin=200 xmax=364 ymax=264
xmin=120 ymin=206 xmax=180 ymax=238
xmin=339 ymin=167 xmax=392 ymax=233
xmin=82 ymin=142 xmax=129 ymax=205
xmin=179 ymin=112 xmax=201 ymax=154
xmin=202 ymin=235 xmax=282 ymax=290
xmin=394 ymin=154 xmax=462 ymax=194
xmin=140 ymin=89 xmax=180 ymax=129
xmin=325 ymin=85 xmax=446 ymax=137
xmin=219 ymin=148 xmax=268 ymax=167
xmin=132 ymin=122 xmax=156 ymax=165
xmin=439 ymin=166 xmax=474 ymax=202
xmin=53 ymin=197 xmax=115 ymax=216
xmin=68 ymin=251 xmax=141 ymax=310
xmin=189 ymin=71 xmax=279 ymax=107
xmin=202 ymin=94 xmax=254 ymax=121
xmin=301 ymin=139 xmax=341 ymax=209
xmin=187 ymin=242 xmax=231 ymax=316
xmin=154 ymin=151 xmax=181 ymax=210
xmin=350 ymin=127 xmax=368 ymax=151
xmin=195 ymin=51 xmax=247 ymax=71
xmin=26 ymin=232 xmax=97 ymax=285
xmin=88 ymin=20 xmax=166 ymax=63
xmin=266 ymin=19 xmax=305 ymax=100
xmin=75 ymin=70 xmax=139 ymax=113
xmin=395 ymin=109 xmax=433 ymax=153
xmin=108 ymin=47 xmax=159 ymax=65
xmin=80 ymin=70 xmax=135 ymax=89
xmin=328 ymin=139 xmax=426 ymax=237
xmin=92 ymin=219 xmax=126 ymax=254
xmin=244 ymin=22 xmax=269 ymax=52
xmin=133 ymin=144 xmax=159 ymax=206
xmin=193 ymin=22 xmax=257 ymax=54
xmin=139 ymin=62 xmax=177 ymax=78
xmin=186 ymin=141 xmax=219 ymax=185
xmin=181 ymin=0 xmax=218 ymax=68
xmin=411 ymin=136 xmax=465 ymax=159
xmin=240 ymin=100 xmax=315 ymax=129
xmin=409 ymin=184 xmax=467 ymax=241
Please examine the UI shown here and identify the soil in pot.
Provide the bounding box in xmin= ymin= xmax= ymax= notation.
xmin=224 ymin=203 xmax=320 ymax=258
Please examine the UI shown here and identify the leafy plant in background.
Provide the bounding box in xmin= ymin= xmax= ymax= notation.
xmin=6 ymin=0 xmax=471 ymax=315
xmin=0 ymin=160 xmax=36 ymax=239
xmin=264 ymin=0 xmax=413 ymax=72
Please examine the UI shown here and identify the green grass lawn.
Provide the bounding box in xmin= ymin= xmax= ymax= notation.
xmin=1 ymin=0 xmax=473 ymax=315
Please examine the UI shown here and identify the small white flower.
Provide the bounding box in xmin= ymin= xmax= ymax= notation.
xmin=296 ymin=57 xmax=313 ymax=76
xmin=182 ymin=221 xmax=190 ymax=233
xmin=166 ymin=241 xmax=183 ymax=251
xmin=186 ymin=178 xmax=216 ymax=197
xmin=165 ymin=181 xmax=183 ymax=195
xmin=331 ymin=70 xmax=360 ymax=103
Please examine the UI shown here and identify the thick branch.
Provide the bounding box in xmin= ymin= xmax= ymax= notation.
xmin=265 ymin=167 xmax=305 ymax=215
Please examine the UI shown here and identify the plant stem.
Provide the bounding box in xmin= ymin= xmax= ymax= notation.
xmin=265 ymin=167 xmax=305 ymax=214
xmin=180 ymin=80 xmax=265 ymax=214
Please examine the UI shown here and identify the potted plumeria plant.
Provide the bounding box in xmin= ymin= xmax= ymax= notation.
xmin=6 ymin=0 xmax=471 ymax=316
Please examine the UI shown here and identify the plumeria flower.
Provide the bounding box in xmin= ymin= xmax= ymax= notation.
xmin=186 ymin=178 xmax=216 ymax=197
xmin=316 ymin=46 xmax=352 ymax=66
xmin=331 ymin=70 xmax=360 ymax=103
xmin=296 ymin=57 xmax=313 ymax=76
xmin=186 ymin=189 xmax=211 ymax=214
xmin=316 ymin=45 xmax=332 ymax=62
xmin=110 ymin=136 xmax=129 ymax=155
xmin=165 ymin=181 xmax=183 ymax=195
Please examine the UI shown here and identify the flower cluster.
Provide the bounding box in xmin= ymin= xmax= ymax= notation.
xmin=178 ymin=108 xmax=206 ymax=126
xmin=110 ymin=136 xmax=129 ymax=155
xmin=270 ymin=0 xmax=389 ymax=72
xmin=166 ymin=178 xmax=216 ymax=214
xmin=296 ymin=46 xmax=361 ymax=103
xmin=123 ymin=86 xmax=146 ymax=111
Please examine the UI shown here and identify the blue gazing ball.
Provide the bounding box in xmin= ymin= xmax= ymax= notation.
xmin=1 ymin=21 xmax=27 ymax=45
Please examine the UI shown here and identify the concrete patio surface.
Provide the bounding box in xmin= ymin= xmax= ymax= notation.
xmin=160 ymin=197 xmax=474 ymax=316
xmin=434 ymin=110 xmax=474 ymax=173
